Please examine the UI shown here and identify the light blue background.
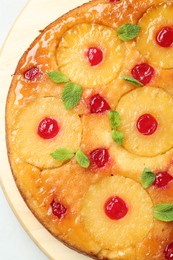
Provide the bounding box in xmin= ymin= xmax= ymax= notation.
xmin=0 ymin=1 xmax=48 ymax=259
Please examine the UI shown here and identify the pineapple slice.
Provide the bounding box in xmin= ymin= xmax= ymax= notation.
xmin=11 ymin=97 xmax=82 ymax=168
xmin=116 ymin=86 xmax=173 ymax=157
xmin=109 ymin=144 xmax=173 ymax=183
xmin=81 ymin=175 xmax=153 ymax=250
xmin=56 ymin=23 xmax=124 ymax=88
xmin=136 ymin=2 xmax=173 ymax=69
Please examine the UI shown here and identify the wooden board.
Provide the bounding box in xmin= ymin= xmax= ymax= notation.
xmin=0 ymin=0 xmax=90 ymax=259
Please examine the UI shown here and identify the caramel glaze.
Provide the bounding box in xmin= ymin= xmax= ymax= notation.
xmin=6 ymin=0 xmax=173 ymax=259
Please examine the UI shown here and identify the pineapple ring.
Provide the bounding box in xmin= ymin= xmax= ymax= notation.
xmin=11 ymin=97 xmax=82 ymax=169
xmin=116 ymin=86 xmax=173 ymax=157
xmin=81 ymin=175 xmax=153 ymax=250
xmin=136 ymin=2 xmax=173 ymax=69
xmin=56 ymin=23 xmax=124 ymax=88
xmin=109 ymin=145 xmax=173 ymax=183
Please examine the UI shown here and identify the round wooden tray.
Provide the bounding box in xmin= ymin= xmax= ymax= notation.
xmin=0 ymin=0 xmax=90 ymax=259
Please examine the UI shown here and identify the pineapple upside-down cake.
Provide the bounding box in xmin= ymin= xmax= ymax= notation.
xmin=6 ymin=0 xmax=173 ymax=259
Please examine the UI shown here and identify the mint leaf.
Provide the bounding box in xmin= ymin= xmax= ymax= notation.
xmin=117 ymin=24 xmax=141 ymax=41
xmin=48 ymin=71 xmax=69 ymax=83
xmin=141 ymin=168 xmax=155 ymax=189
xmin=111 ymin=130 xmax=124 ymax=146
xmin=62 ymin=82 xmax=83 ymax=110
xmin=76 ymin=148 xmax=90 ymax=168
xmin=154 ymin=204 xmax=173 ymax=222
xmin=121 ymin=76 xmax=143 ymax=87
xmin=50 ymin=148 xmax=74 ymax=161
xmin=109 ymin=110 xmax=121 ymax=129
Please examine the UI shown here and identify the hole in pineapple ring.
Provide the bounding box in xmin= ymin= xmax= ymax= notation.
xmin=164 ymin=241 xmax=173 ymax=260
xmin=131 ymin=63 xmax=155 ymax=85
xmin=89 ymin=94 xmax=110 ymax=113
xmin=153 ymin=171 xmax=173 ymax=188
xmin=89 ymin=148 xmax=110 ymax=168
xmin=37 ymin=117 xmax=60 ymax=139
xmin=104 ymin=196 xmax=128 ymax=220
xmin=136 ymin=113 xmax=158 ymax=136
xmin=156 ymin=26 xmax=173 ymax=48
xmin=86 ymin=47 xmax=103 ymax=66
xmin=50 ymin=200 xmax=67 ymax=219
xmin=24 ymin=67 xmax=41 ymax=81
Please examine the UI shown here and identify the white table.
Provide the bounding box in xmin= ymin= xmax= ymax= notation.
xmin=0 ymin=1 xmax=48 ymax=259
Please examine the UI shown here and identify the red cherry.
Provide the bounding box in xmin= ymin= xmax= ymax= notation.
xmin=136 ymin=113 xmax=158 ymax=136
xmin=164 ymin=242 xmax=173 ymax=260
xmin=37 ymin=117 xmax=59 ymax=139
xmin=156 ymin=26 xmax=173 ymax=48
xmin=153 ymin=171 xmax=173 ymax=188
xmin=131 ymin=63 xmax=155 ymax=85
xmin=104 ymin=196 xmax=128 ymax=220
xmin=24 ymin=67 xmax=41 ymax=81
xmin=89 ymin=148 xmax=110 ymax=168
xmin=109 ymin=0 xmax=120 ymax=2
xmin=51 ymin=200 xmax=67 ymax=219
xmin=87 ymin=47 xmax=103 ymax=66
xmin=90 ymin=94 xmax=110 ymax=113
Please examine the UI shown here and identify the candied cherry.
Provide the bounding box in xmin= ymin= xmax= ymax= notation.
xmin=37 ymin=117 xmax=60 ymax=139
xmin=87 ymin=47 xmax=103 ymax=66
xmin=104 ymin=196 xmax=128 ymax=220
xmin=131 ymin=63 xmax=154 ymax=85
xmin=164 ymin=242 xmax=173 ymax=259
xmin=136 ymin=113 xmax=158 ymax=136
xmin=89 ymin=148 xmax=110 ymax=168
xmin=153 ymin=171 xmax=173 ymax=188
xmin=51 ymin=200 xmax=67 ymax=219
xmin=156 ymin=26 xmax=173 ymax=48
xmin=89 ymin=94 xmax=110 ymax=113
xmin=24 ymin=67 xmax=41 ymax=81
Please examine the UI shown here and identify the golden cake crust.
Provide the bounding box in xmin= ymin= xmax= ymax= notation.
xmin=6 ymin=0 xmax=173 ymax=259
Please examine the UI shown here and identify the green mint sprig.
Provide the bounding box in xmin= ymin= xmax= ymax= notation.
xmin=109 ymin=110 xmax=121 ymax=129
xmin=154 ymin=204 xmax=173 ymax=222
xmin=48 ymin=71 xmax=83 ymax=110
xmin=48 ymin=71 xmax=69 ymax=83
xmin=62 ymin=82 xmax=83 ymax=110
xmin=109 ymin=110 xmax=124 ymax=146
xmin=76 ymin=148 xmax=90 ymax=168
xmin=111 ymin=130 xmax=124 ymax=146
xmin=121 ymin=76 xmax=143 ymax=87
xmin=50 ymin=148 xmax=90 ymax=168
xmin=50 ymin=148 xmax=74 ymax=161
xmin=117 ymin=24 xmax=141 ymax=41
xmin=141 ymin=168 xmax=155 ymax=189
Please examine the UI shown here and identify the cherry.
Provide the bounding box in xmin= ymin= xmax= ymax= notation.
xmin=37 ymin=117 xmax=59 ymax=139
xmin=87 ymin=47 xmax=103 ymax=66
xmin=131 ymin=63 xmax=154 ymax=85
xmin=51 ymin=200 xmax=67 ymax=219
xmin=164 ymin=242 xmax=173 ymax=259
xmin=109 ymin=0 xmax=120 ymax=2
xmin=136 ymin=113 xmax=158 ymax=136
xmin=24 ymin=67 xmax=41 ymax=81
xmin=89 ymin=94 xmax=110 ymax=113
xmin=89 ymin=148 xmax=110 ymax=168
xmin=156 ymin=26 xmax=173 ymax=48
xmin=153 ymin=171 xmax=173 ymax=188
xmin=104 ymin=196 xmax=128 ymax=220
